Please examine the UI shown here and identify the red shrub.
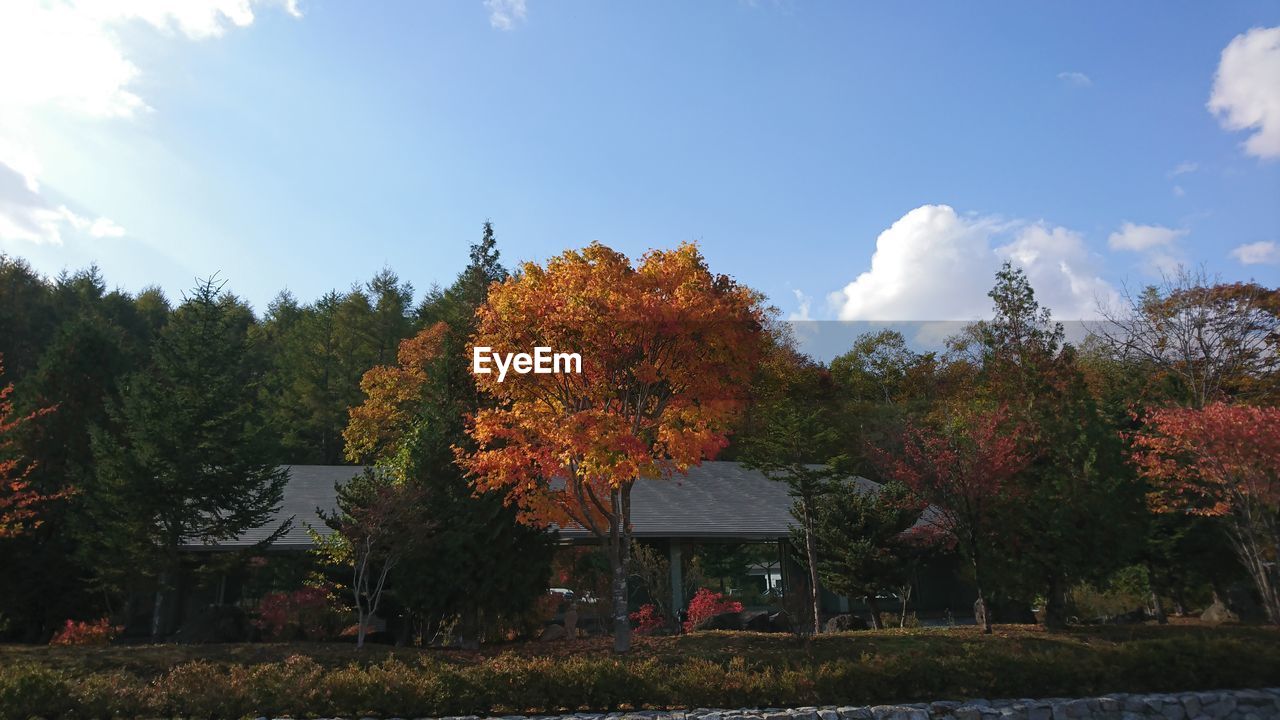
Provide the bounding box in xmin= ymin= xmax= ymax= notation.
xmin=253 ymin=586 xmax=342 ymax=640
xmin=50 ymin=618 xmax=120 ymax=646
xmin=684 ymin=588 xmax=743 ymax=632
xmin=629 ymin=603 xmax=666 ymax=634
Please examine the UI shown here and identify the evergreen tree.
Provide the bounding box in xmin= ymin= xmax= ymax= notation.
xmin=89 ymin=278 xmax=288 ymax=637
xmin=810 ymin=480 xmax=923 ymax=629
xmin=955 ymin=264 xmax=1143 ymax=628
xmin=741 ymin=360 xmax=844 ymax=634
xmin=347 ymin=222 xmax=553 ymax=647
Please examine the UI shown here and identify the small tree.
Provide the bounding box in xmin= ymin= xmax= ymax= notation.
xmin=0 ymin=357 xmax=67 ymax=539
xmin=810 ymin=480 xmax=924 ymax=629
xmin=742 ymin=360 xmax=843 ymax=635
xmin=877 ymin=408 xmax=1028 ymax=633
xmin=1130 ymin=403 xmax=1280 ymax=624
xmin=318 ymin=469 xmax=430 ymax=648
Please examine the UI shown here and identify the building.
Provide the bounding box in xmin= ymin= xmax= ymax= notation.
xmin=164 ymin=461 xmax=970 ymax=635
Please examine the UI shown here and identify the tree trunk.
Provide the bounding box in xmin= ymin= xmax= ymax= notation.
xmin=609 ymin=486 xmax=634 ymax=653
xmin=1150 ymin=590 xmax=1168 ymax=624
xmin=459 ymin=607 xmax=481 ymax=650
xmin=1226 ymin=502 xmax=1280 ymax=625
xmin=865 ymin=594 xmax=883 ymax=629
xmin=150 ymin=587 xmax=165 ymax=640
xmin=802 ymin=499 xmax=822 ymax=634
xmin=1043 ymin=575 xmax=1068 ymax=630
xmin=971 ymin=554 xmax=992 ymax=634
xmin=974 ymin=595 xmax=990 ymax=633
xmin=899 ymin=584 xmax=912 ymax=628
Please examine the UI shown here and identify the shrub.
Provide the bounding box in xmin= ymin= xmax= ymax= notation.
xmin=253 ymin=585 xmax=344 ymax=640
xmin=878 ymin=611 xmax=921 ymax=629
xmin=684 ymin=588 xmax=743 ymax=632
xmin=48 ymin=618 xmax=120 ymax=646
xmin=3 ymin=630 xmax=1280 ymax=717
xmin=0 ymin=664 xmax=72 ymax=720
xmin=629 ymin=603 xmax=666 ymax=635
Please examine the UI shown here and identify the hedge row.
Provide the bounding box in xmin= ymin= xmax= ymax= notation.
xmin=3 ymin=635 xmax=1279 ymax=719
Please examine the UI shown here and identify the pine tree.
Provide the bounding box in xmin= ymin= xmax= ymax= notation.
xmin=90 ymin=278 xmax=288 ymax=637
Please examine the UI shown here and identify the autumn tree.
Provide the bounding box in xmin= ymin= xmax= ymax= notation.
xmin=0 ymin=357 xmax=67 ymax=539
xmin=810 ymin=479 xmax=924 ymax=629
xmin=952 ymin=265 xmax=1142 ymax=629
xmin=347 ymin=223 xmax=555 ymax=648
xmin=878 ymin=408 xmax=1028 ymax=633
xmin=1096 ymin=269 xmax=1280 ymax=408
xmin=317 ymin=469 xmax=430 ymax=648
xmin=1131 ymin=403 xmax=1280 ymax=624
xmin=460 ymin=242 xmax=766 ymax=652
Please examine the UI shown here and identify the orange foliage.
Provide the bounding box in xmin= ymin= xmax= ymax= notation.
xmin=0 ymin=357 xmax=69 ymax=539
xmin=1131 ymin=402 xmax=1280 ymax=517
xmin=344 ymin=322 xmax=448 ymax=462
xmin=458 ymin=242 xmax=766 ymax=535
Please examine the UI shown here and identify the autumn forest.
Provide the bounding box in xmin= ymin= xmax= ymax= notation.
xmin=1 ymin=222 xmax=1278 ymax=661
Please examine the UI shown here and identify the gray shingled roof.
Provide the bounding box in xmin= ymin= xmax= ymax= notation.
xmin=189 ymin=462 xmax=884 ymax=550
xmin=557 ymin=462 xmax=881 ymax=540
xmin=181 ymin=465 xmax=366 ymax=551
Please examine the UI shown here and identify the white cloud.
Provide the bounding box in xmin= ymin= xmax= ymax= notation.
xmin=0 ymin=160 xmax=126 ymax=245
xmin=1107 ymin=222 xmax=1188 ymax=275
xmin=826 ymin=205 xmax=1116 ymax=322
xmin=1208 ymin=25 xmax=1280 ymax=160
xmin=0 ymin=0 xmax=298 ymax=249
xmin=1172 ymin=185 xmax=1186 ymax=197
xmin=1057 ymin=71 xmax=1092 ymax=88
xmin=485 ymin=0 xmax=526 ymax=30
xmin=1230 ymin=241 xmax=1280 ymax=266
xmin=787 ymin=289 xmax=813 ymax=321
xmin=1167 ymin=161 xmax=1198 ymax=178
xmin=1107 ymin=222 xmax=1187 ymax=252
xmin=88 ymin=216 xmax=127 ymax=238
xmin=0 ymin=1 xmax=301 ymax=119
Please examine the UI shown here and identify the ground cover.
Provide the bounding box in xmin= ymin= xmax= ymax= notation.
xmin=1 ymin=623 xmax=1277 ymax=719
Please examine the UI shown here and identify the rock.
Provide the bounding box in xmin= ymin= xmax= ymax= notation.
xmin=1091 ymin=608 xmax=1147 ymax=625
xmin=693 ymin=611 xmax=744 ymax=631
xmin=823 ymin=614 xmax=869 ymax=633
xmin=539 ymin=623 xmax=567 ymax=641
xmin=768 ymin=611 xmax=792 ymax=633
xmin=743 ymin=611 xmax=774 ymax=632
xmin=1200 ymin=600 xmax=1239 ymax=624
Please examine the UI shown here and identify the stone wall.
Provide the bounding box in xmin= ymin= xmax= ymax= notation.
xmin=422 ymin=689 xmax=1280 ymax=720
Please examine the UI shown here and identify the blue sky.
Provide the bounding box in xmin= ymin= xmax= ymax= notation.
xmin=1 ymin=1 xmax=1278 ymax=323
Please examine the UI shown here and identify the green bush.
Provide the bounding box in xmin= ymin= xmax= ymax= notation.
xmin=1 ymin=632 xmax=1279 ymax=719
xmin=0 ymin=664 xmax=72 ymax=720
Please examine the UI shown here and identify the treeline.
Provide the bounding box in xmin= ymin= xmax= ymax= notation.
xmin=735 ymin=265 xmax=1280 ymax=632
xmin=0 ymin=224 xmax=503 ymax=639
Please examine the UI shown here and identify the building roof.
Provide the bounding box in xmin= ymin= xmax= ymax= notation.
xmin=181 ymin=465 xmax=366 ymax=551
xmin=188 ymin=462 xmax=884 ymax=550
xmin=557 ymin=461 xmax=881 ymax=541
